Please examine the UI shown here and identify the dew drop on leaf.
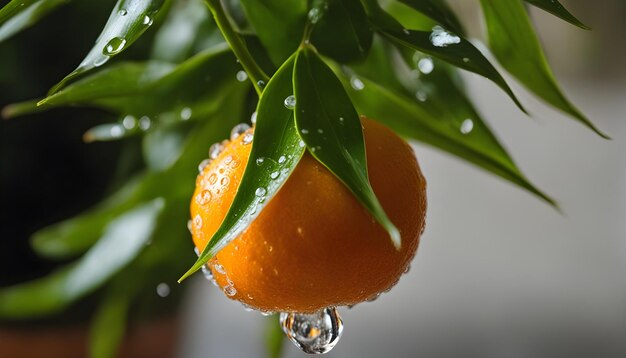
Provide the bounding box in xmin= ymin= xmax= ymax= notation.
xmin=103 ymin=37 xmax=127 ymax=56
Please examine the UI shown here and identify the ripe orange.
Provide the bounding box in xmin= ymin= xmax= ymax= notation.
xmin=190 ymin=117 xmax=426 ymax=313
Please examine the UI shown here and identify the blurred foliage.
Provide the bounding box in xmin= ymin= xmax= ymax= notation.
xmin=0 ymin=0 xmax=601 ymax=357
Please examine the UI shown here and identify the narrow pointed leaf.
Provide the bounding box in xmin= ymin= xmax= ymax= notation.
xmin=524 ymin=0 xmax=590 ymax=30
xmin=373 ymin=12 xmax=526 ymax=113
xmin=311 ymin=0 xmax=373 ymax=63
xmin=294 ymin=47 xmax=401 ymax=247
xmin=180 ymin=55 xmax=306 ymax=282
xmin=0 ymin=0 xmax=68 ymax=42
xmin=89 ymin=282 xmax=134 ymax=358
xmin=239 ymin=0 xmax=307 ymax=65
xmin=49 ymin=0 xmax=167 ymax=94
xmin=397 ymin=0 xmax=465 ymax=35
xmin=480 ymin=0 xmax=606 ymax=138
xmin=265 ymin=315 xmax=285 ymax=358
xmin=0 ymin=199 xmax=164 ymax=319
xmin=343 ymin=73 xmax=555 ymax=206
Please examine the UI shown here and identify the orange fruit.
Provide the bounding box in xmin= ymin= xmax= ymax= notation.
xmin=190 ymin=117 xmax=426 ymax=313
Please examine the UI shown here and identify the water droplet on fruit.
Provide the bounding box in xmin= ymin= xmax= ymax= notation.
xmin=223 ymin=284 xmax=237 ymax=296
xmin=103 ymin=37 xmax=126 ymax=55
xmin=430 ymin=25 xmax=460 ymax=47
xmin=284 ymin=95 xmax=296 ymax=109
xmin=198 ymin=159 xmax=211 ymax=173
xmin=231 ymin=123 xmax=251 ymax=140
xmin=280 ymin=307 xmax=344 ymax=354
xmin=193 ymin=214 xmax=202 ymax=229
xmin=197 ymin=190 xmax=212 ymax=204
xmin=209 ymin=142 xmax=224 ymax=159
xmin=236 ymin=70 xmax=248 ymax=82
xmin=213 ymin=263 xmax=226 ymax=274
xmin=242 ymin=132 xmax=253 ymax=145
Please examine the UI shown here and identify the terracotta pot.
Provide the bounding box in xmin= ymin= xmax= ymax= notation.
xmin=0 ymin=316 xmax=179 ymax=358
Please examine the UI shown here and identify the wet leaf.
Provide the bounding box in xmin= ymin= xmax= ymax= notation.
xmin=480 ymin=0 xmax=606 ymax=138
xmin=397 ymin=0 xmax=465 ymax=35
xmin=343 ymin=73 xmax=555 ymax=206
xmin=0 ymin=199 xmax=164 ymax=319
xmin=48 ymin=0 xmax=167 ymax=94
xmin=294 ymin=47 xmax=400 ymax=247
xmin=311 ymin=0 xmax=373 ymax=63
xmin=373 ymin=11 xmax=526 ymax=113
xmin=180 ymin=54 xmax=306 ymax=282
xmin=0 ymin=0 xmax=68 ymax=42
xmin=239 ymin=0 xmax=307 ymax=65
xmin=524 ymin=0 xmax=590 ymax=30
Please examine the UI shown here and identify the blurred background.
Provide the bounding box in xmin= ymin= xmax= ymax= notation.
xmin=1 ymin=0 xmax=625 ymax=357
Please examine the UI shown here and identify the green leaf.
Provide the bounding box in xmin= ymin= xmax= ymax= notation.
xmin=0 ymin=0 xmax=68 ymax=42
xmin=311 ymin=0 xmax=373 ymax=63
xmin=373 ymin=12 xmax=526 ymax=113
xmin=180 ymin=54 xmax=306 ymax=282
xmin=397 ymin=0 xmax=465 ymax=35
xmin=524 ymin=0 xmax=590 ymax=30
xmin=0 ymin=199 xmax=164 ymax=319
xmin=32 ymin=44 xmax=239 ymax=121
xmin=30 ymin=176 xmax=144 ymax=259
xmin=48 ymin=0 xmax=167 ymax=94
xmin=480 ymin=0 xmax=606 ymax=138
xmin=239 ymin=0 xmax=307 ymax=65
xmin=265 ymin=315 xmax=285 ymax=358
xmin=89 ymin=282 xmax=134 ymax=358
xmin=294 ymin=46 xmax=400 ymax=247
xmin=343 ymin=73 xmax=555 ymax=206
xmin=150 ymin=0 xmax=212 ymax=62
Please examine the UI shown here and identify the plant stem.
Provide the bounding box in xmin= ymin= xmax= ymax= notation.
xmin=205 ymin=0 xmax=269 ymax=95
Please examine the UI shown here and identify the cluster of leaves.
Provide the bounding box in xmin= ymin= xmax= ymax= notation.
xmin=0 ymin=0 xmax=600 ymax=356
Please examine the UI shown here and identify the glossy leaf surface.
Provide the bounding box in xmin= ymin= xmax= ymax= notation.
xmin=294 ymin=47 xmax=400 ymax=247
xmin=180 ymin=55 xmax=306 ymax=281
xmin=481 ymin=0 xmax=606 ymax=137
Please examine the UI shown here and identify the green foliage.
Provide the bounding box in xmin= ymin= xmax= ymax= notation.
xmin=0 ymin=0 xmax=602 ymax=355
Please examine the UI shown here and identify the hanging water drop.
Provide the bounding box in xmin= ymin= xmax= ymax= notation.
xmin=284 ymin=95 xmax=296 ymax=109
xmin=280 ymin=307 xmax=344 ymax=354
xmin=103 ymin=37 xmax=127 ymax=55
xmin=156 ymin=283 xmax=170 ymax=298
